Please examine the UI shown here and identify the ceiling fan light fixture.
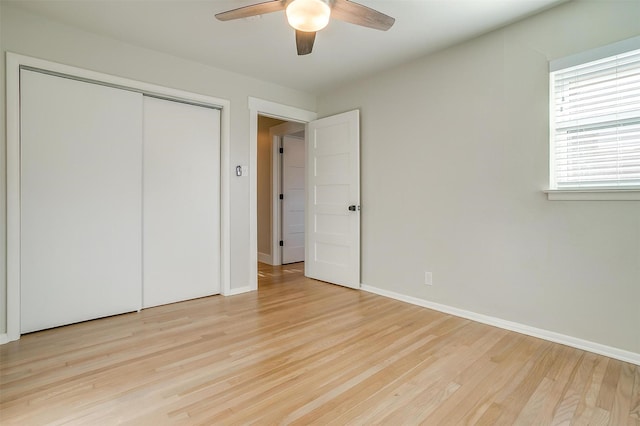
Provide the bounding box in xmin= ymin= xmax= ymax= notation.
xmin=286 ymin=0 xmax=331 ymax=32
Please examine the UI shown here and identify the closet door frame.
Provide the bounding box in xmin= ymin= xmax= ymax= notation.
xmin=5 ymin=52 xmax=231 ymax=343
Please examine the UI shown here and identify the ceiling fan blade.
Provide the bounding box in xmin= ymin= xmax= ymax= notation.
xmin=215 ymin=1 xmax=286 ymax=21
xmin=330 ymin=0 xmax=395 ymax=31
xmin=295 ymin=30 xmax=316 ymax=55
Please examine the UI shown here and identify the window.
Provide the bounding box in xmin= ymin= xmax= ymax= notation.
xmin=549 ymin=37 xmax=640 ymax=195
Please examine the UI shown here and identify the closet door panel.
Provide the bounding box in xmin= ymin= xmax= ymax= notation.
xmin=20 ymin=70 xmax=143 ymax=333
xmin=143 ymin=97 xmax=221 ymax=308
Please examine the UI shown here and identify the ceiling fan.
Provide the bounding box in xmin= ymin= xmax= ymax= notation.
xmin=215 ymin=0 xmax=395 ymax=55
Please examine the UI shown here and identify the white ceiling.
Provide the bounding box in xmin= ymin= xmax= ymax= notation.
xmin=7 ymin=0 xmax=567 ymax=93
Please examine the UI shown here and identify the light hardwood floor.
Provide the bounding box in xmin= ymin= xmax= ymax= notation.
xmin=1 ymin=262 xmax=638 ymax=425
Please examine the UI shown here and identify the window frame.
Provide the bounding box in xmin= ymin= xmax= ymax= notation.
xmin=546 ymin=36 xmax=640 ymax=201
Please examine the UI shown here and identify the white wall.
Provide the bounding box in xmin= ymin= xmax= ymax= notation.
xmin=318 ymin=0 xmax=640 ymax=355
xmin=0 ymin=4 xmax=316 ymax=334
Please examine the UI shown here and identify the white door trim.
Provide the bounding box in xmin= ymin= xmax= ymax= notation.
xmin=269 ymin=121 xmax=306 ymax=266
xmin=249 ymin=98 xmax=317 ymax=289
xmin=5 ymin=52 xmax=232 ymax=343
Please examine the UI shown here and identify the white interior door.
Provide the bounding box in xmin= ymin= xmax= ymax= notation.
xmin=282 ymin=135 xmax=305 ymax=264
xmin=143 ymin=96 xmax=221 ymax=308
xmin=20 ymin=70 xmax=143 ymax=333
xmin=305 ymin=110 xmax=360 ymax=289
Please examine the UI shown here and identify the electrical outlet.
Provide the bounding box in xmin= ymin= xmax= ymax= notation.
xmin=425 ymin=271 xmax=433 ymax=286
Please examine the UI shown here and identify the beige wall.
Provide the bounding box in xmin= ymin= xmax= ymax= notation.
xmin=318 ymin=0 xmax=640 ymax=355
xmin=257 ymin=116 xmax=286 ymax=258
xmin=0 ymin=4 xmax=316 ymax=334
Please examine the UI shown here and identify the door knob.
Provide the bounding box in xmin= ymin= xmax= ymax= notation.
xmin=348 ymin=205 xmax=358 ymax=211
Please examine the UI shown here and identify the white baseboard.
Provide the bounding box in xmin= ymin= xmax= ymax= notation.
xmin=224 ymin=285 xmax=254 ymax=296
xmin=0 ymin=333 xmax=9 ymax=345
xmin=258 ymin=252 xmax=273 ymax=265
xmin=361 ymin=284 xmax=640 ymax=366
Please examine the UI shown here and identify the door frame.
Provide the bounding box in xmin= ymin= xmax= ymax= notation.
xmin=249 ymin=98 xmax=316 ymax=289
xmin=4 ymin=52 xmax=232 ymax=343
xmin=269 ymin=122 xmax=305 ymax=266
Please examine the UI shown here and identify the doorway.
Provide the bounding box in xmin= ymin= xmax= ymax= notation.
xmin=250 ymin=99 xmax=361 ymax=292
xmin=248 ymin=98 xmax=317 ymax=292
xmin=257 ymin=115 xmax=306 ymax=270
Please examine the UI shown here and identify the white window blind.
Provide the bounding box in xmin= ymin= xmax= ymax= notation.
xmin=550 ymin=46 xmax=640 ymax=189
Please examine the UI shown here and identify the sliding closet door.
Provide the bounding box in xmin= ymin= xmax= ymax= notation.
xmin=143 ymin=97 xmax=221 ymax=308
xmin=20 ymin=70 xmax=143 ymax=333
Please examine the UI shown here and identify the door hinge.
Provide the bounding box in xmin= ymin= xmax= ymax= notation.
xmin=279 ymin=240 xmax=284 ymax=247
xmin=279 ymin=147 xmax=284 ymax=154
xmin=279 ymin=194 xmax=284 ymax=200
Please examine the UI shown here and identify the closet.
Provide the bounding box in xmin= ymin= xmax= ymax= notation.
xmin=19 ymin=69 xmax=221 ymax=333
xmin=142 ymin=96 xmax=220 ymax=308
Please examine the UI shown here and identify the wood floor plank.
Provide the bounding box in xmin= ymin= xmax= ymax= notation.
xmin=571 ymin=354 xmax=610 ymax=425
xmin=1 ymin=262 xmax=638 ymax=425
xmin=611 ymin=362 xmax=636 ymax=426
xmin=598 ymin=359 xmax=622 ymax=412
xmin=630 ymin=366 xmax=640 ymax=423
xmin=527 ymin=345 xmax=582 ymax=424
xmin=549 ymin=351 xmax=599 ymax=425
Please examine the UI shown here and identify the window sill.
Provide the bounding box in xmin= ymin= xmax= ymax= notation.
xmin=544 ymin=189 xmax=640 ymax=201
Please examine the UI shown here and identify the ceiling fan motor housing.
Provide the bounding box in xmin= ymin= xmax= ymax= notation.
xmin=286 ymin=0 xmax=332 ymax=32
xmin=215 ymin=0 xmax=394 ymax=55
